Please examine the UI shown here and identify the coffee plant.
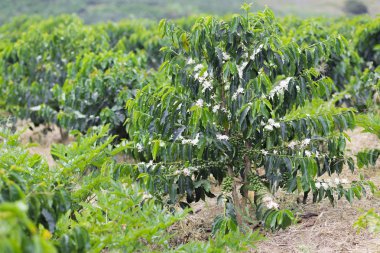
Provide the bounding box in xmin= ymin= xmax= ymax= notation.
xmin=126 ymin=7 xmax=373 ymax=230
xmin=56 ymin=50 xmax=158 ymax=137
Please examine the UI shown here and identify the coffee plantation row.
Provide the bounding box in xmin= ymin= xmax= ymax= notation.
xmin=0 ymin=6 xmax=380 ymax=252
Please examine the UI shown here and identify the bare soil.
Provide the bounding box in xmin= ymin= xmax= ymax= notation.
xmin=17 ymin=120 xmax=73 ymax=166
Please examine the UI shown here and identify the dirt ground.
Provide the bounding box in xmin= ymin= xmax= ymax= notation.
xmin=18 ymin=121 xmax=380 ymax=253
xmin=17 ymin=120 xmax=73 ymax=166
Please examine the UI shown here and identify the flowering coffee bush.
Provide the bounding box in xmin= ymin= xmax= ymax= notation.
xmin=126 ymin=8 xmax=374 ymax=230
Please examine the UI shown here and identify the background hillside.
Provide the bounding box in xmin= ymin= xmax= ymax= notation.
xmin=1 ymin=0 xmax=379 ymax=24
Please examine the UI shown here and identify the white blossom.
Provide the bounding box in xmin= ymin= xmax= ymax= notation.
xmin=232 ymin=93 xmax=238 ymax=101
xmin=315 ymin=182 xmax=321 ymax=189
xmin=212 ymin=104 xmax=220 ymax=113
xmin=264 ymin=124 xmax=274 ymax=131
xmin=194 ymin=64 xmax=203 ymax=72
xmin=296 ymin=85 xmax=300 ymax=92
xmin=183 ymin=168 xmax=191 ymax=176
xmin=236 ymin=87 xmax=244 ymax=94
xmin=216 ymin=134 xmax=229 ymax=141
xmin=159 ymin=141 xmax=165 ymax=147
xmin=250 ymin=44 xmax=264 ymax=61
xmin=143 ymin=192 xmax=153 ymax=199
xmin=148 ymin=160 xmax=154 ymax=166
xmin=195 ymin=99 xmax=204 ymax=107
xmin=237 ymin=62 xmax=248 ymax=78
xmin=136 ymin=143 xmax=144 ymax=152
xmin=301 ymin=138 xmax=311 ymax=147
xmin=261 ymin=149 xmax=269 ymax=156
xmin=190 ymin=133 xmax=200 ymax=146
xmin=266 ymin=201 xmax=279 ymax=209
xmin=187 ymin=58 xmax=195 ymax=64
xmin=268 ymin=119 xmax=275 ymax=125
xmin=269 ymin=77 xmax=292 ymax=98
xmin=222 ymin=52 xmax=230 ymax=61
xmin=341 ymin=178 xmax=349 ymax=184
xmin=288 ymin=141 xmax=298 ymax=149
xmin=305 ymin=150 xmax=312 ymax=157
xmin=174 ymin=170 xmax=181 ymax=175
xmin=334 ymin=178 xmax=340 ymax=185
xmin=202 ymin=80 xmax=213 ymax=92
xmin=321 ymin=182 xmax=329 ymax=190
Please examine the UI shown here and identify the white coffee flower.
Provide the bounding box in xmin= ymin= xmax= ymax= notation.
xmin=183 ymin=168 xmax=191 ymax=176
xmin=334 ymin=178 xmax=340 ymax=185
xmin=143 ymin=192 xmax=153 ymax=199
xmin=212 ymin=104 xmax=220 ymax=113
xmin=136 ymin=143 xmax=144 ymax=152
xmin=222 ymin=52 xmax=230 ymax=61
xmin=273 ymin=122 xmax=281 ymax=128
xmin=216 ymin=134 xmax=229 ymax=141
xmin=202 ymin=80 xmax=212 ymax=92
xmin=195 ymin=99 xmax=204 ymax=107
xmin=236 ymin=87 xmax=244 ymax=94
xmin=250 ymin=44 xmax=263 ymax=61
xmin=264 ymin=125 xmax=274 ymax=131
xmin=190 ymin=133 xmax=200 ymax=146
xmin=288 ymin=141 xmax=298 ymax=149
xmin=315 ymin=181 xmax=321 ymax=189
xmin=261 ymin=149 xmax=269 ymax=156
xmin=321 ymin=182 xmax=329 ymax=190
xmin=301 ymin=138 xmax=311 ymax=147
xmin=266 ymin=201 xmax=279 ymax=209
xmin=194 ymin=64 xmax=203 ymax=72
xmin=187 ymin=58 xmax=195 ymax=64
xmin=305 ymin=150 xmax=312 ymax=157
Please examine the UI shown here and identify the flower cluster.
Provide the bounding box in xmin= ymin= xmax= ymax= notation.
xmin=136 ymin=143 xmax=144 ymax=152
xmin=216 ymin=134 xmax=229 ymax=141
xmin=249 ymin=44 xmax=264 ymax=61
xmin=263 ymin=118 xmax=281 ymax=131
xmin=268 ymin=77 xmax=292 ymax=99
xmin=288 ymin=138 xmax=312 ymax=149
xmin=237 ymin=61 xmax=248 ymax=79
xmin=315 ymin=177 xmax=350 ymax=190
xmin=262 ymin=196 xmax=279 ymax=209
xmin=232 ymin=87 xmax=245 ymax=100
xmin=181 ymin=133 xmax=200 ymax=146
xmin=192 ymin=63 xmax=213 ymax=93
xmin=174 ymin=167 xmax=198 ymax=177
xmin=222 ymin=52 xmax=230 ymax=62
xmin=195 ymin=99 xmax=204 ymax=108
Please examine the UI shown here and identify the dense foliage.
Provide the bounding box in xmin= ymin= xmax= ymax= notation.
xmin=0 ymin=5 xmax=379 ymax=252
